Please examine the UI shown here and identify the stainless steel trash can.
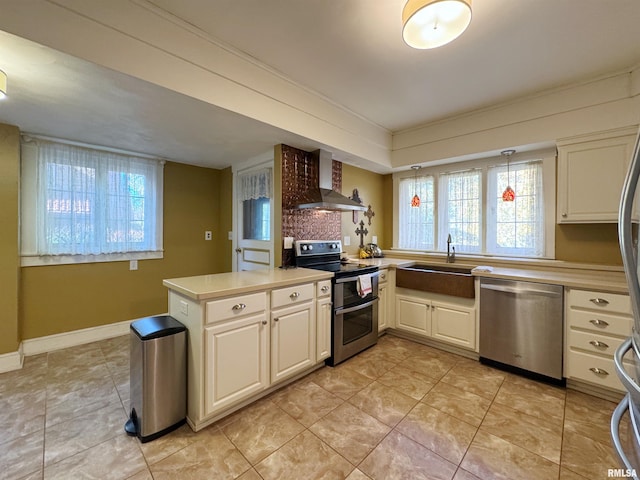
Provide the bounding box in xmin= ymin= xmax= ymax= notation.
xmin=124 ymin=315 xmax=186 ymax=443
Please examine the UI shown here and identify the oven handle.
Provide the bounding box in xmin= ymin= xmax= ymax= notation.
xmin=335 ymin=298 xmax=379 ymax=315
xmin=335 ymin=271 xmax=380 ymax=284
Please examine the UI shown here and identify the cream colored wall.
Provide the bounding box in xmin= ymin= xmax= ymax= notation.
xmin=19 ymin=161 xmax=232 ymax=344
xmin=340 ymin=164 xmax=386 ymax=256
xmin=0 ymin=124 xmax=20 ymax=354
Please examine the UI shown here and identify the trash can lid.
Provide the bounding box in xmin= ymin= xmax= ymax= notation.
xmin=130 ymin=315 xmax=186 ymax=340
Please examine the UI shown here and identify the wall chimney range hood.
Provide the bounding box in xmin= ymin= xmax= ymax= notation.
xmin=296 ymin=149 xmax=366 ymax=212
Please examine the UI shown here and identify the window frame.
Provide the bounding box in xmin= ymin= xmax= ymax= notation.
xmin=20 ymin=136 xmax=164 ymax=267
xmin=392 ymin=149 xmax=556 ymax=259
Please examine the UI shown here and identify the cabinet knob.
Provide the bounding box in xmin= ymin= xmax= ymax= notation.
xmin=290 ymin=292 xmax=300 ymax=299
xmin=561 ymin=213 xmax=567 ymax=217
xmin=381 ymin=274 xmax=386 ymax=280
xmin=274 ymin=317 xmax=279 ymax=322
xmin=261 ymin=320 xmax=267 ymax=325
xmin=589 ymin=319 xmax=609 ymax=327
xmin=589 ymin=367 xmax=609 ymax=376
xmin=321 ymin=286 xmax=329 ymax=293
xmin=589 ymin=340 xmax=609 ymax=349
xmin=589 ymin=298 xmax=609 ymax=306
xmin=232 ymin=303 xmax=246 ymax=311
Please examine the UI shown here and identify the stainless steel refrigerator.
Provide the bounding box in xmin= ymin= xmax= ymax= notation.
xmin=613 ymin=127 xmax=640 ymax=478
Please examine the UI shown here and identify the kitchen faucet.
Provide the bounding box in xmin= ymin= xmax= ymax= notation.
xmin=446 ymin=234 xmax=456 ymax=263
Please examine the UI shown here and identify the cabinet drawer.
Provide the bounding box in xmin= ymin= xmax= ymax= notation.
xmin=568 ymin=289 xmax=631 ymax=315
xmin=316 ymin=280 xmax=332 ymax=298
xmin=566 ymin=350 xmax=624 ymax=392
xmin=567 ymin=309 xmax=632 ymax=337
xmin=379 ymin=269 xmax=389 ymax=284
xmin=272 ymin=283 xmax=314 ymax=309
xmin=206 ymin=292 xmax=267 ymax=324
xmin=567 ymin=329 xmax=625 ymax=357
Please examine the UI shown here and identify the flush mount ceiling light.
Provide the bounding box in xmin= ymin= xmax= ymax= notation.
xmin=0 ymin=70 xmax=7 ymax=99
xmin=501 ymin=149 xmax=516 ymax=202
xmin=411 ymin=165 xmax=421 ymax=207
xmin=402 ymin=0 xmax=472 ymax=49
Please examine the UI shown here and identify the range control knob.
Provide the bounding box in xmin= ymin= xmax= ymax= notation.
xmin=308 ymin=245 xmax=313 ymax=251
xmin=301 ymin=245 xmax=308 ymax=251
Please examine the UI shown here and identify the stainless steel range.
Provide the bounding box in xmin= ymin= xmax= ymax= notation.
xmin=294 ymin=240 xmax=379 ymax=366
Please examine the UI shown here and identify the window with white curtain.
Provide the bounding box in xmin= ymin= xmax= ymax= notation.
xmin=398 ymin=175 xmax=435 ymax=250
xmin=239 ymin=167 xmax=272 ymax=241
xmin=487 ymin=161 xmax=544 ymax=256
xmin=21 ymin=137 xmax=163 ymax=265
xmin=438 ymin=169 xmax=481 ymax=253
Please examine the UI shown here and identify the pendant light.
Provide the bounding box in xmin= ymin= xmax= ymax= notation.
xmin=411 ymin=165 xmax=421 ymax=207
xmin=501 ymin=149 xmax=516 ymax=202
xmin=402 ymin=0 xmax=472 ymax=50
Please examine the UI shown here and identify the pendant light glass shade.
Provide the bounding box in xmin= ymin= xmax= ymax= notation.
xmin=402 ymin=0 xmax=472 ymax=49
xmin=411 ymin=165 xmax=421 ymax=207
xmin=501 ymin=149 xmax=516 ymax=202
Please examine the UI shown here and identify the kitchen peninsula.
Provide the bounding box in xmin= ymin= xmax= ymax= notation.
xmin=163 ymin=267 xmax=333 ymax=431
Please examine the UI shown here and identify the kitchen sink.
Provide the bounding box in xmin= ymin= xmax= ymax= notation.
xmin=396 ymin=263 xmax=475 ymax=298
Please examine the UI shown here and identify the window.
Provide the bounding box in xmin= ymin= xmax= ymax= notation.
xmin=393 ymin=150 xmax=555 ymax=258
xmin=398 ymin=175 xmax=435 ymax=250
xmin=21 ymin=138 xmax=163 ymax=265
xmin=238 ymin=167 xmax=272 ymax=241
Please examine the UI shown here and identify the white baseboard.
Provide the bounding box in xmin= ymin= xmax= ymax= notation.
xmin=0 ymin=346 xmax=24 ymax=374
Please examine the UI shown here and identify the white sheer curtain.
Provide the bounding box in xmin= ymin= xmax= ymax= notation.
xmin=239 ymin=168 xmax=272 ymax=201
xmin=487 ymin=161 xmax=544 ymax=256
xmin=36 ymin=140 xmax=162 ymax=255
xmin=398 ymin=175 xmax=435 ymax=250
xmin=438 ymin=169 xmax=482 ymax=253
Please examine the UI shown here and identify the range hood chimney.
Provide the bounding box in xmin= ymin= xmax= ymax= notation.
xmin=296 ymin=149 xmax=366 ymax=212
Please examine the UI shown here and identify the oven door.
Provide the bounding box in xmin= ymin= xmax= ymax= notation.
xmin=334 ymin=272 xmax=379 ymax=309
xmin=330 ymin=298 xmax=379 ymax=366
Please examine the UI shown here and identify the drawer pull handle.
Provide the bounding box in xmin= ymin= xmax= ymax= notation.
xmin=589 ymin=340 xmax=609 ymax=349
xmin=290 ymin=292 xmax=300 ymax=299
xmin=321 ymin=286 xmax=330 ymax=293
xmin=590 ymin=298 xmax=609 ymax=306
xmin=232 ymin=303 xmax=246 ymax=311
xmin=261 ymin=320 xmax=267 ymax=325
xmin=589 ymin=367 xmax=609 ymax=376
xmin=381 ymin=274 xmax=386 ymax=280
xmin=589 ymin=319 xmax=609 ymax=327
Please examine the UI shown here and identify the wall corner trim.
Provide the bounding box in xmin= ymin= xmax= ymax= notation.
xmin=0 ymin=348 xmax=24 ymax=374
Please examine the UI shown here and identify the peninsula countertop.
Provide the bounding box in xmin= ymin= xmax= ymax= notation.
xmin=163 ymin=267 xmax=334 ymax=301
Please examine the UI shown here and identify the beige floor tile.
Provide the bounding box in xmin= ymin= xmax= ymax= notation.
xmin=237 ymin=469 xmax=263 ymax=480
xmin=396 ymin=402 xmax=477 ymax=465
xmin=564 ymin=390 xmax=622 ymax=444
xmin=377 ymin=363 xmax=436 ymax=400
xmin=311 ymin=364 xmax=373 ymax=399
xmin=440 ymin=363 xmax=505 ymax=399
xmin=150 ymin=428 xmax=251 ymax=479
xmin=0 ymin=429 xmax=43 ymax=480
xmin=270 ymin=379 xmax=343 ymax=427
xmin=561 ymin=431 xmax=620 ymax=480
xmin=503 ymin=372 xmax=566 ymax=399
xmin=44 ymin=401 xmax=126 ymax=466
xmin=346 ymin=468 xmax=371 ymax=479
xmin=422 ymin=381 xmax=491 ymax=427
xmin=137 ymin=422 xmax=199 ymax=465
xmin=43 ymin=434 xmax=147 ymax=480
xmin=221 ymin=399 xmax=304 ymax=464
xmin=348 ymin=380 xmax=418 ymax=426
xmin=461 ymin=430 xmax=559 ymax=480
xmin=126 ymin=468 xmax=154 ymax=480
xmin=45 ymin=386 xmax=122 ymax=428
xmin=0 ymin=397 xmax=45 ymax=446
xmin=341 ymin=352 xmax=395 ymax=379
xmin=309 ymin=402 xmax=390 ymax=464
xmin=493 ymin=375 xmax=565 ymax=421
xmin=406 ymin=352 xmax=457 ymax=381
xmin=559 ymin=467 xmax=591 ymax=480
xmin=479 ymin=402 xmax=563 ymax=464
xmin=359 ymin=430 xmax=457 ymax=480
xmin=453 ymin=468 xmax=482 ymax=480
xmin=256 ymin=430 xmax=353 ymax=480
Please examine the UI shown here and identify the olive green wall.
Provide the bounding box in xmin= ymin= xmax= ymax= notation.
xmin=341 ymin=164 xmax=386 ymax=256
xmin=0 ymin=124 xmax=20 ymax=354
xmin=555 ymin=224 xmax=622 ymax=265
xmin=19 ymin=161 xmax=232 ymax=342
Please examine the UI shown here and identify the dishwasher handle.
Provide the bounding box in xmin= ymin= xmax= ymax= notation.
xmin=480 ymin=283 xmax=562 ymax=297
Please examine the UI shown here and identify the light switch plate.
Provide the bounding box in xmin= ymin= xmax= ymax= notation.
xmin=343 ymin=236 xmax=351 ymax=246
xmin=372 ymin=235 xmax=378 ymax=244
xmin=129 ymin=260 xmax=138 ymax=271
xmin=228 ymin=231 xmax=233 ymax=240
xmin=284 ymin=236 xmax=294 ymax=249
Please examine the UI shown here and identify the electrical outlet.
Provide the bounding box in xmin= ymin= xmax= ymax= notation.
xmin=205 ymin=231 xmax=212 ymax=240
xmin=284 ymin=236 xmax=294 ymax=249
xmin=228 ymin=231 xmax=233 ymax=240
xmin=343 ymin=236 xmax=351 ymax=246
xmin=129 ymin=260 xmax=138 ymax=271
xmin=180 ymin=300 xmax=188 ymax=316
xmin=372 ymin=235 xmax=378 ymax=244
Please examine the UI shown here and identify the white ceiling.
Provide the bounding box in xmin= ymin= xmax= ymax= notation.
xmin=0 ymin=0 xmax=639 ymax=170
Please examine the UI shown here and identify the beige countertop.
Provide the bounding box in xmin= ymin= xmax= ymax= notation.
xmin=163 ymin=267 xmax=334 ymax=301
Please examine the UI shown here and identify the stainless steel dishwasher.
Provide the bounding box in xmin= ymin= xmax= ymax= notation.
xmin=479 ymin=277 xmax=564 ymax=381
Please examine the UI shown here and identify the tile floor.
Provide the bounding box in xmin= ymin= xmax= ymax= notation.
xmin=0 ymin=333 xmax=631 ymax=480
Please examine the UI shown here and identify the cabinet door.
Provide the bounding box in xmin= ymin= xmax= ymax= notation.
xmin=378 ymin=283 xmax=388 ymax=332
xmin=316 ymin=297 xmax=332 ymax=362
xmin=204 ymin=313 xmax=268 ymax=416
xmin=431 ymin=301 xmax=476 ymax=350
xmin=395 ymin=295 xmax=430 ymax=336
xmin=557 ymin=132 xmax=636 ymax=223
xmin=271 ymin=301 xmax=316 ymax=383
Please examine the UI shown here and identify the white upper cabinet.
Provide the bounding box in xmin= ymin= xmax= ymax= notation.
xmin=557 ymin=127 xmax=637 ymax=223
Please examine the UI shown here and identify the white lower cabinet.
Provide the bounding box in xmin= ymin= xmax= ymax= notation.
xmin=395 ymin=290 xmax=476 ymax=350
xmin=204 ymin=312 xmax=269 ymax=416
xmin=316 ymin=296 xmax=332 ymax=362
xmin=378 ymin=269 xmax=389 ymax=332
xmin=271 ymin=301 xmax=316 ymax=383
